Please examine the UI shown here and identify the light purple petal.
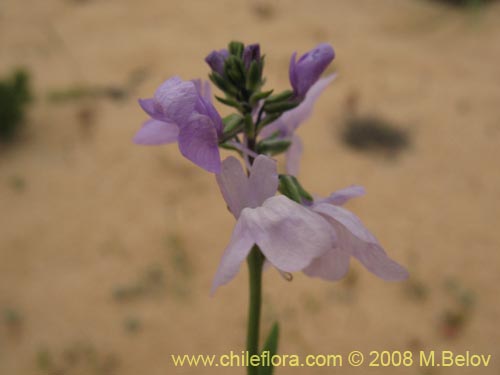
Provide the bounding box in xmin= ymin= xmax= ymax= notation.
xmin=216 ymin=156 xmax=250 ymax=218
xmin=138 ymin=98 xmax=158 ymax=118
xmin=192 ymin=79 xmax=212 ymax=103
xmin=260 ymin=75 xmax=335 ymax=139
xmin=259 ymin=117 xmax=291 ymax=139
xmin=313 ymin=203 xmax=378 ymax=243
xmin=195 ymin=95 xmax=223 ymax=136
xmin=211 ymin=218 xmax=254 ymax=294
xmin=283 ymin=74 xmax=336 ymax=132
xmin=216 ymin=155 xmax=278 ymax=218
xmin=290 ymin=74 xmax=336 ymax=129
xmin=178 ymin=114 xmax=221 ymax=173
xmin=241 ymin=196 xmax=334 ymax=272
xmin=316 ymin=185 xmax=366 ymax=206
xmin=133 ymin=119 xmax=179 ymax=145
xmin=154 ymin=76 xmax=198 ymax=124
xmin=225 ymin=140 xmax=259 ymax=159
xmin=285 ymin=135 xmax=303 ymax=176
xmin=351 ymin=242 xmax=409 ymax=281
xmin=248 ymin=155 xmax=279 ymax=207
xmin=313 ymin=203 xmax=408 ymax=281
xmin=192 ymin=80 xmax=222 ymax=136
xmin=303 ymin=247 xmax=350 ymax=281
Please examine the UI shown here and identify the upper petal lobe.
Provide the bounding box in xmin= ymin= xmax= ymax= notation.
xmin=154 ymin=77 xmax=198 ymax=124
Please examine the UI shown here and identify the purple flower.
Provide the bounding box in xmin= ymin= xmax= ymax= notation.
xmin=205 ymin=49 xmax=229 ymax=76
xmin=211 ymin=155 xmax=335 ymax=293
xmin=289 ymin=43 xmax=335 ymax=99
xmin=304 ymin=185 xmax=409 ymax=281
xmin=260 ymin=74 xmax=335 ymax=175
xmin=134 ymin=76 xmax=223 ymax=173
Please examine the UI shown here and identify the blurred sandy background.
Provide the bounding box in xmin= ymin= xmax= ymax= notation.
xmin=1 ymin=0 xmax=500 ymax=374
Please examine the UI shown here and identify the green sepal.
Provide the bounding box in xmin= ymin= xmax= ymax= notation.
xmin=263 ymin=100 xmax=300 ymax=114
xmin=215 ymin=96 xmax=244 ymax=112
xmin=228 ymin=41 xmax=244 ymax=57
xmin=219 ymin=141 xmax=242 ymax=153
xmin=257 ymin=113 xmax=282 ymax=129
xmin=250 ymin=90 xmax=273 ymax=106
xmin=259 ymin=55 xmax=266 ymax=78
xmin=258 ymin=322 xmax=279 ymax=375
xmin=224 ymin=56 xmax=246 ymax=88
xmin=290 ymin=176 xmax=314 ymax=202
xmin=265 ymin=90 xmax=294 ymax=104
xmin=209 ymin=72 xmax=238 ymax=96
xmin=261 ymin=130 xmax=281 ymax=141
xmin=222 ymin=113 xmax=244 ymax=139
xmin=278 ymin=175 xmax=314 ymax=203
xmin=257 ymin=138 xmax=291 ymax=156
xmin=246 ymin=60 xmax=261 ymax=92
xmin=278 ymin=175 xmax=302 ymax=203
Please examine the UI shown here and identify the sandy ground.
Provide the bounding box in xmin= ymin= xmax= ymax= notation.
xmin=1 ymin=0 xmax=500 ymax=374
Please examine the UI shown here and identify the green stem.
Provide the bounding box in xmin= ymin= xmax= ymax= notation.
xmin=245 ymin=90 xmax=262 ymax=374
xmin=246 ymin=245 xmax=264 ymax=375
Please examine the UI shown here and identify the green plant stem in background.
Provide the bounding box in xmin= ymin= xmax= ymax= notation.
xmin=246 ymin=246 xmax=264 ymax=375
xmin=0 ymin=69 xmax=31 ymax=142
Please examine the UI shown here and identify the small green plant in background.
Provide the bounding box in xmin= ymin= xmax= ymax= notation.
xmin=2 ymin=307 xmax=24 ymax=338
xmin=111 ymin=264 xmax=165 ymax=302
xmin=439 ymin=278 xmax=476 ymax=339
xmin=0 ymin=69 xmax=32 ymax=142
xmin=431 ymin=0 xmax=497 ymax=7
xmin=46 ymin=67 xmax=148 ymax=103
xmin=36 ymin=342 xmax=120 ymax=375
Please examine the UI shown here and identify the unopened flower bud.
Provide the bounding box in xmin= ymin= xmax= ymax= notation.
xmin=289 ymin=43 xmax=334 ymax=98
xmin=242 ymin=43 xmax=261 ymax=70
xmin=205 ymin=49 xmax=229 ymax=76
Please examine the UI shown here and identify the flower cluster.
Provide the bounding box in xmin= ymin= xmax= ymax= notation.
xmin=135 ymin=41 xmax=408 ymax=294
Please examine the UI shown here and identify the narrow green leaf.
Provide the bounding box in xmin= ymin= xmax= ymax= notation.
xmin=258 ymin=322 xmax=279 ymax=375
xmin=222 ymin=114 xmax=244 ymax=139
xmin=228 ymin=41 xmax=244 ymax=57
xmin=215 ymin=96 xmax=244 ymax=112
xmin=265 ymin=90 xmax=294 ymax=104
xmin=263 ymin=100 xmax=300 ymax=114
xmin=265 ymin=131 xmax=281 ymax=140
xmin=291 ymin=176 xmax=314 ymax=202
xmin=223 ymin=113 xmax=243 ymax=127
xmin=257 ymin=138 xmax=291 ymax=156
xmin=219 ymin=142 xmax=242 ymax=154
xmin=246 ymin=60 xmax=261 ymax=92
xmin=260 ymin=112 xmax=281 ymax=125
xmin=278 ymin=175 xmax=302 ymax=203
xmin=259 ymin=55 xmax=266 ymax=78
xmin=209 ymin=72 xmax=238 ymax=96
xmin=250 ymin=90 xmax=273 ymax=106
